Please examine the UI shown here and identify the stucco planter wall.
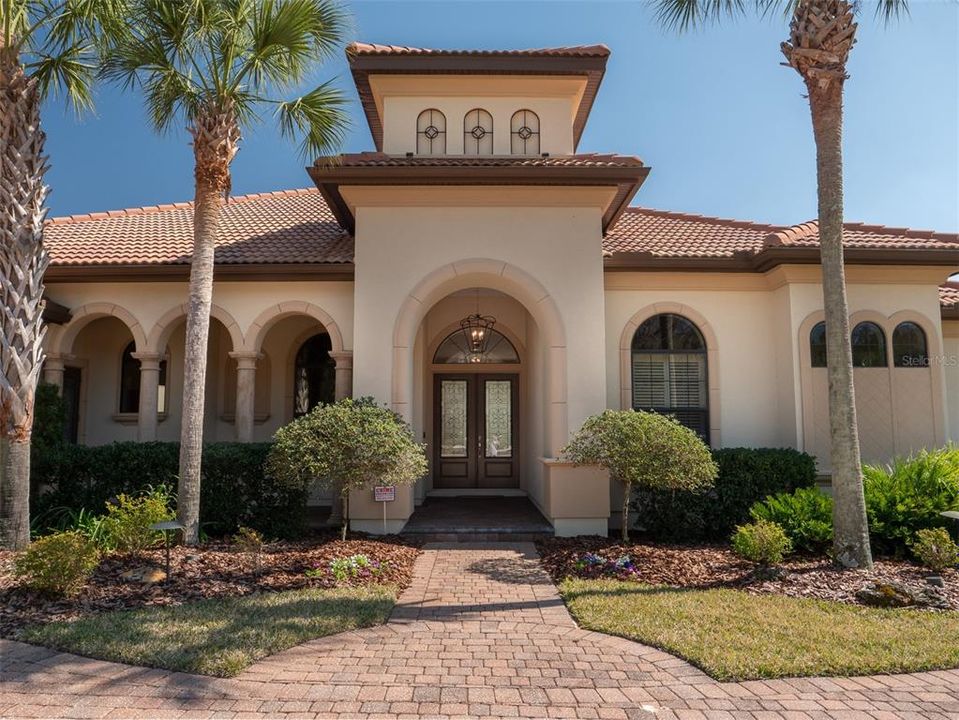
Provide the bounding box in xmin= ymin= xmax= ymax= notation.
xmin=348 ymin=484 xmax=414 ymax=534
xmin=537 ymin=459 xmax=610 ymax=537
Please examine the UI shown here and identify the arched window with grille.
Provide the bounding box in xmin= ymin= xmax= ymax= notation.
xmin=118 ymin=341 xmax=167 ymax=413
xmin=892 ymin=321 xmax=928 ymax=367
xmin=510 ymin=109 xmax=540 ymax=155
xmin=416 ymin=108 xmax=446 ymax=155
xmin=851 ymin=321 xmax=887 ymax=367
xmin=631 ymin=313 xmax=709 ymax=440
xmin=293 ymin=333 xmax=334 ymax=417
xmin=810 ymin=321 xmax=827 ymax=368
xmin=463 ymin=108 xmax=493 ymax=154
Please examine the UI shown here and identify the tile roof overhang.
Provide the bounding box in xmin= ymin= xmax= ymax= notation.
xmin=346 ymin=43 xmax=610 ymax=152
xmin=43 ymin=189 xmax=354 ymax=282
xmin=604 ymin=208 xmax=959 ymax=273
xmin=307 ymin=153 xmax=649 ymax=235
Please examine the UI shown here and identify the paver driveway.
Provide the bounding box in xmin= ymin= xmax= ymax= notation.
xmin=2 ymin=542 xmax=958 ymax=719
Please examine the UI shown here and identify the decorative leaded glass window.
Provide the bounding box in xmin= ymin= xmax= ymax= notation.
xmin=293 ymin=333 xmax=335 ymax=417
xmin=433 ymin=328 xmax=519 ymax=364
xmin=892 ymin=321 xmax=928 ymax=367
xmin=810 ymin=321 xmax=827 ymax=368
xmin=510 ymin=109 xmax=540 ymax=155
xmin=631 ymin=313 xmax=709 ymax=441
xmin=416 ymin=108 xmax=446 ymax=155
xmin=463 ymin=108 xmax=493 ymax=155
xmin=851 ymin=321 xmax=887 ymax=367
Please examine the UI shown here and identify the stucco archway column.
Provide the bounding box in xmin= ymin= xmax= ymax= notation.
xmin=230 ymin=351 xmax=260 ymax=443
xmin=132 ymin=352 xmax=162 ymax=442
xmin=329 ymin=351 xmax=353 ymax=401
xmin=42 ymin=356 xmax=66 ymax=393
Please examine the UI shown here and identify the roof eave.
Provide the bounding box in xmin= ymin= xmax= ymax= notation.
xmin=45 ymin=262 xmax=355 ymax=283
xmin=307 ymin=162 xmax=649 ymax=236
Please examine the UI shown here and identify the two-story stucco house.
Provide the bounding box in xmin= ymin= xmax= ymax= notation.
xmin=40 ymin=44 xmax=959 ymax=535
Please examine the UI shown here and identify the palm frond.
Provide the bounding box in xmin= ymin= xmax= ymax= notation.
xmin=874 ymin=0 xmax=909 ymax=24
xmin=654 ymin=0 xmax=748 ymax=31
xmin=28 ymin=42 xmax=95 ymax=113
xmin=274 ymin=79 xmax=349 ymax=159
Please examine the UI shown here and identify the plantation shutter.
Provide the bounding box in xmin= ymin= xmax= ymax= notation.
xmin=632 ymin=354 xmax=669 ymax=407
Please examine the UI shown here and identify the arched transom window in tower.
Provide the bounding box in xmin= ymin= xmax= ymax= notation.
xmin=463 ymin=108 xmax=493 ymax=155
xmin=510 ymin=109 xmax=540 ymax=155
xmin=416 ymin=108 xmax=446 ymax=155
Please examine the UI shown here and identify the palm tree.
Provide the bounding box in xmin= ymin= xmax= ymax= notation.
xmin=103 ymin=0 xmax=349 ymax=544
xmin=1 ymin=0 xmax=125 ymax=549
xmin=655 ymin=0 xmax=908 ymax=569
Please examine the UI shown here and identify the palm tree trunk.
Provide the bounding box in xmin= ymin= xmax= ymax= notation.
xmin=178 ymin=105 xmax=239 ymax=545
xmin=807 ymin=81 xmax=872 ymax=569
xmin=0 ymin=50 xmax=49 ymax=550
xmin=782 ymin=0 xmax=872 ymax=569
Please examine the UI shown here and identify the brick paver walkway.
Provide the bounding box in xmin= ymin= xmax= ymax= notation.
xmin=2 ymin=542 xmax=958 ymax=719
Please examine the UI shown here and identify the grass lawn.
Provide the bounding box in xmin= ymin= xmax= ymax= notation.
xmin=559 ymin=578 xmax=959 ymax=681
xmin=20 ymin=585 xmax=395 ymax=677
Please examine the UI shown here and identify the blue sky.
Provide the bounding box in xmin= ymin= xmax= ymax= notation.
xmin=43 ymin=0 xmax=958 ymax=231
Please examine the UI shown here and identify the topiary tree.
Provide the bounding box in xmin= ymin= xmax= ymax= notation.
xmin=563 ymin=410 xmax=717 ymax=541
xmin=267 ymin=398 xmax=427 ymax=540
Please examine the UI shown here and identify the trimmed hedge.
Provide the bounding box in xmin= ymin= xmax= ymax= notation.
xmin=632 ymin=447 xmax=818 ymax=542
xmin=34 ymin=442 xmax=306 ymax=539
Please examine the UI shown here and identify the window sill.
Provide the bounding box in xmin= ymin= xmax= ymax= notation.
xmin=112 ymin=412 xmax=168 ymax=425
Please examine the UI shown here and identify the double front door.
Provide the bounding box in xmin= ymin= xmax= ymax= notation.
xmin=433 ymin=374 xmax=519 ymax=488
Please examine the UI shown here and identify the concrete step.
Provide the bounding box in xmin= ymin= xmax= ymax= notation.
xmin=401 ymin=529 xmax=554 ymax=543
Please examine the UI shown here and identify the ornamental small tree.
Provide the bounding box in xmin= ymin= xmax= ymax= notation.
xmin=267 ymin=398 xmax=427 ymax=540
xmin=563 ymin=410 xmax=717 ymax=541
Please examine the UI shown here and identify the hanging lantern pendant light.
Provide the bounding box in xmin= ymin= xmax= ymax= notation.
xmin=460 ymin=313 xmax=497 ymax=361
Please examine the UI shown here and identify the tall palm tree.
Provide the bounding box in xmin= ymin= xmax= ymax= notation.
xmin=103 ymin=0 xmax=349 ymax=544
xmin=1 ymin=0 xmax=125 ymax=549
xmin=655 ymin=0 xmax=907 ymax=569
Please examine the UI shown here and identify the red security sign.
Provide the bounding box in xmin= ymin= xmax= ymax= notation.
xmin=373 ymin=486 xmax=395 ymax=502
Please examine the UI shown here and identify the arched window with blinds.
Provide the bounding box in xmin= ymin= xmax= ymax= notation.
xmin=631 ymin=313 xmax=709 ymax=440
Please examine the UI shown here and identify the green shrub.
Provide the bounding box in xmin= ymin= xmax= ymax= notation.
xmin=750 ymin=486 xmax=833 ymax=553
xmin=14 ymin=531 xmax=100 ymax=595
xmin=910 ymin=528 xmax=959 ymax=572
xmin=731 ymin=520 xmax=793 ymax=566
xmin=32 ymin=442 xmax=307 ymax=539
xmin=863 ymin=446 xmax=959 ymax=556
xmin=233 ymin=526 xmax=265 ymax=573
xmin=102 ymin=485 xmax=175 ymax=555
xmin=633 ymin=447 xmax=818 ymax=542
xmin=269 ymin=398 xmax=428 ymax=540
xmin=564 ymin=410 xmax=717 ymax=541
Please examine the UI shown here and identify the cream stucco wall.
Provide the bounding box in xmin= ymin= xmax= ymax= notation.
xmin=350 ymin=200 xmax=608 ymax=454
xmin=604 ymin=268 xmax=951 ymax=474
xmin=604 ymin=273 xmax=790 ymax=449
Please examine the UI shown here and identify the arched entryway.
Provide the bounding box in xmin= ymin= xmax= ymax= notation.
xmin=428 ymin=299 xmax=523 ymax=489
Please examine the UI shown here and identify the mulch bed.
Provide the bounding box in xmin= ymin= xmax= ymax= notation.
xmin=536 ymin=536 xmax=959 ymax=611
xmin=0 ymin=532 xmax=420 ymax=639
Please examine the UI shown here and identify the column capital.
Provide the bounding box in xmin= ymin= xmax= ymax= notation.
xmin=131 ymin=351 xmax=162 ymax=371
xmin=43 ymin=356 xmax=66 ymax=371
xmin=229 ymin=351 xmax=261 ymax=370
xmin=329 ymin=350 xmax=353 ymax=368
